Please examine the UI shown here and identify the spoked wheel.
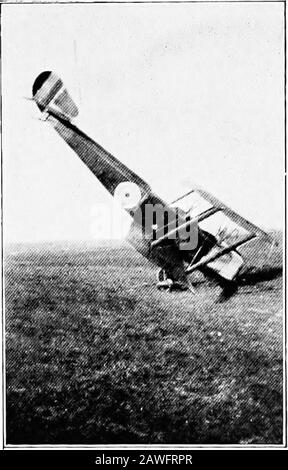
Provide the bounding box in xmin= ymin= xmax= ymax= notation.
xmin=156 ymin=268 xmax=174 ymax=291
xmin=157 ymin=268 xmax=167 ymax=282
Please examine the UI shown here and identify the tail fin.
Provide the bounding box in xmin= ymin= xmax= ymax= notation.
xmin=32 ymin=71 xmax=78 ymax=120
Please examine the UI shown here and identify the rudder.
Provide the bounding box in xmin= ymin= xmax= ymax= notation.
xmin=32 ymin=71 xmax=78 ymax=120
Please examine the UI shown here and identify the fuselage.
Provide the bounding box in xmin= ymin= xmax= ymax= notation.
xmin=46 ymin=110 xmax=214 ymax=283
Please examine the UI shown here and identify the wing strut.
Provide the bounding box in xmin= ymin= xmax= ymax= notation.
xmin=150 ymin=207 xmax=220 ymax=249
xmin=185 ymin=233 xmax=256 ymax=275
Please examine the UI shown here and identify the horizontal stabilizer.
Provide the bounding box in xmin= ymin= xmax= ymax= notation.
xmin=32 ymin=71 xmax=78 ymax=120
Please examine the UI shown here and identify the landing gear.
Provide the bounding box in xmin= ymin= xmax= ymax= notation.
xmin=156 ymin=269 xmax=190 ymax=292
xmin=156 ymin=268 xmax=174 ymax=291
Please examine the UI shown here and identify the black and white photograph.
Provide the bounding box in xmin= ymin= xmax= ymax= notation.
xmin=1 ymin=0 xmax=286 ymax=449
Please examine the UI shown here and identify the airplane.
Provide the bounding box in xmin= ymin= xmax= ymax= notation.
xmin=32 ymin=71 xmax=276 ymax=298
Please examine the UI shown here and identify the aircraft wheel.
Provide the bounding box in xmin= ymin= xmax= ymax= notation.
xmin=157 ymin=268 xmax=167 ymax=282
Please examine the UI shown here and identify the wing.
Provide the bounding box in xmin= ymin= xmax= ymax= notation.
xmin=171 ymin=188 xmax=275 ymax=281
xmin=171 ymin=188 xmax=272 ymax=241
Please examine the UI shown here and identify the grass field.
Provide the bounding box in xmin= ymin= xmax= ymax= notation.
xmin=5 ymin=235 xmax=283 ymax=444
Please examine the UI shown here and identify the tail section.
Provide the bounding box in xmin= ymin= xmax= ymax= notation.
xmin=32 ymin=70 xmax=151 ymax=203
xmin=32 ymin=71 xmax=78 ymax=120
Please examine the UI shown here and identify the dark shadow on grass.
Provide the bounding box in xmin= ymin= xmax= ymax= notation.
xmin=238 ymin=266 xmax=282 ymax=286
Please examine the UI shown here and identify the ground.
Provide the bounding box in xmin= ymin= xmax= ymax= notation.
xmin=5 ymin=235 xmax=283 ymax=444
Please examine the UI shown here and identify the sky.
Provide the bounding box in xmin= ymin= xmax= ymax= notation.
xmin=2 ymin=2 xmax=285 ymax=243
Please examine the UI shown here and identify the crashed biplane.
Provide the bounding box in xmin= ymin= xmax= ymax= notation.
xmin=32 ymin=71 xmax=275 ymax=297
